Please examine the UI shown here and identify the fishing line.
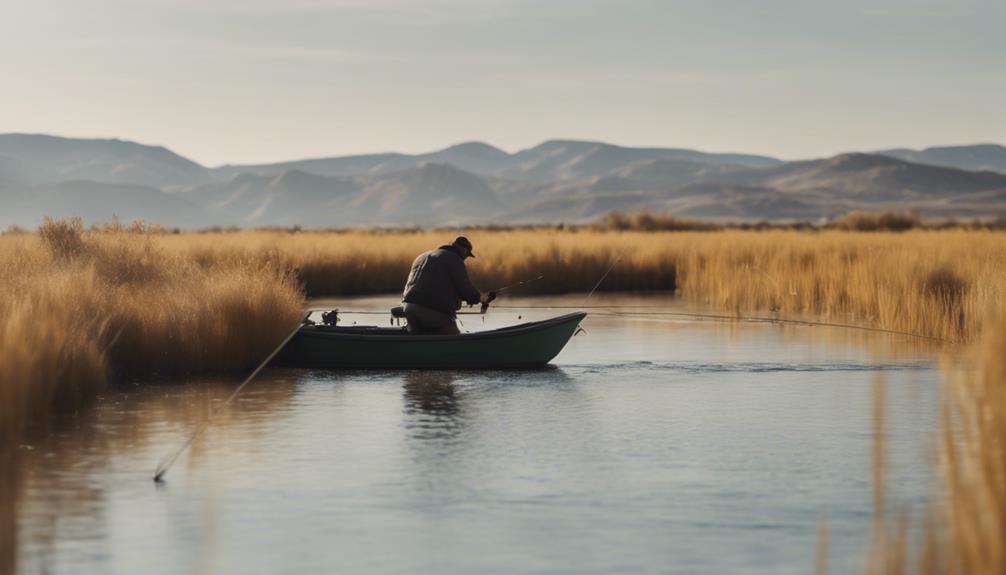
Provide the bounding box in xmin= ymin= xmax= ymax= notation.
xmin=152 ymin=312 xmax=309 ymax=483
xmin=304 ymin=304 xmax=950 ymax=343
xmin=582 ymin=254 xmax=623 ymax=305
xmin=603 ymin=311 xmax=949 ymax=343
xmin=492 ymin=305 xmax=954 ymax=344
xmin=492 ymin=275 xmax=544 ymax=293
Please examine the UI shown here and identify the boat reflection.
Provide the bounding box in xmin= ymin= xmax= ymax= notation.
xmin=402 ymin=371 xmax=464 ymax=444
xmin=403 ymin=371 xmax=459 ymax=416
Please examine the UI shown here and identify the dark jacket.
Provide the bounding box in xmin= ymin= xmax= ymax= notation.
xmin=402 ymin=245 xmax=481 ymax=315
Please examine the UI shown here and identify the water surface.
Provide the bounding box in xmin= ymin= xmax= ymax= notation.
xmin=12 ymin=295 xmax=942 ymax=574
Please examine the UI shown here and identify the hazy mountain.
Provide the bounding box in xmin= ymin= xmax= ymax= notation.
xmin=0 ymin=154 xmax=30 ymax=186
xmin=175 ymin=170 xmax=362 ymax=226
xmin=349 ymin=163 xmax=502 ymax=226
xmin=217 ymin=139 xmax=782 ymax=182
xmin=214 ymin=142 xmax=514 ymax=180
xmin=0 ymin=180 xmax=208 ymax=229
xmin=175 ymin=162 xmax=503 ymax=227
xmin=878 ymin=144 xmax=1006 ymax=174
xmin=503 ymin=153 xmax=1006 ymax=222
xmin=2 ymin=133 xmax=1005 ymax=228
xmin=751 ymin=153 xmax=1006 ymax=200
xmin=0 ymin=134 xmax=213 ymax=188
xmin=496 ymin=140 xmax=780 ymax=181
xmin=217 ymin=152 xmax=412 ymax=181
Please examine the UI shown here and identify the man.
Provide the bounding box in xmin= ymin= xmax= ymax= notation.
xmin=402 ymin=236 xmax=490 ymax=334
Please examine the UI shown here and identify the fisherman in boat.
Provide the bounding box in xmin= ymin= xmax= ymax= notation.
xmin=401 ymin=236 xmax=491 ymax=334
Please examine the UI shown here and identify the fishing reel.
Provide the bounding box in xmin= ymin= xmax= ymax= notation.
xmin=321 ymin=309 xmax=339 ymax=326
xmin=480 ymin=291 xmax=497 ymax=314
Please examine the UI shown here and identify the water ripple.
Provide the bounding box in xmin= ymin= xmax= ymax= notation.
xmin=563 ymin=360 xmax=935 ymax=374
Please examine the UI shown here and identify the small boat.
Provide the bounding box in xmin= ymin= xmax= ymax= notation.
xmin=276 ymin=311 xmax=587 ymax=369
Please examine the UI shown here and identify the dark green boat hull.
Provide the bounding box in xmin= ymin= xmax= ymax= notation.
xmin=276 ymin=312 xmax=586 ymax=369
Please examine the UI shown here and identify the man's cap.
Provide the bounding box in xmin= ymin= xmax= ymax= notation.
xmin=452 ymin=236 xmax=475 ymax=258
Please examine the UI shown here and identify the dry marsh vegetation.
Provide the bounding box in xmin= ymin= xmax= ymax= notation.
xmin=2 ymin=223 xmax=1004 ymax=437
xmin=0 ymin=218 xmax=303 ymax=442
xmin=939 ymin=312 xmax=1006 ymax=572
xmin=156 ymin=228 xmax=1005 ymax=342
xmin=859 ymin=310 xmax=1006 ymax=574
xmin=2 ymin=220 xmax=1005 ymax=572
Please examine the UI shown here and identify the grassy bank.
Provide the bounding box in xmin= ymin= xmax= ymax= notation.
xmin=2 ymin=224 xmax=1004 ymax=436
xmin=0 ymin=219 xmax=303 ymax=442
xmin=3 ymin=221 xmax=1006 ymax=573
xmin=153 ymin=228 xmax=1004 ymax=342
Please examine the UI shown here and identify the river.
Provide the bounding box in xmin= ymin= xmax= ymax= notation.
xmin=10 ymin=294 xmax=941 ymax=574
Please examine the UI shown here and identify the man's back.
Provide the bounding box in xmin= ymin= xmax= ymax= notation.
xmin=402 ymin=245 xmax=481 ymax=316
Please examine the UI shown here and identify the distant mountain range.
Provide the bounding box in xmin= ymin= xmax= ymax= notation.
xmin=1 ymin=133 xmax=1004 ymax=228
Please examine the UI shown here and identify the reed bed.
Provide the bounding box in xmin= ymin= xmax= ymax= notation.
xmin=2 ymin=222 xmax=1005 ymax=572
xmin=938 ymin=311 xmax=1006 ymax=572
xmin=863 ymin=308 xmax=1006 ymax=574
xmin=2 ymin=225 xmax=1004 ymax=437
xmin=0 ymin=219 xmax=303 ymax=442
xmin=156 ymin=228 xmax=1005 ymax=342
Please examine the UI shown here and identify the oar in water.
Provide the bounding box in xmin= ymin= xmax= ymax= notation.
xmin=152 ymin=312 xmax=310 ymax=482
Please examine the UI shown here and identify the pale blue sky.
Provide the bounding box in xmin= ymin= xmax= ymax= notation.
xmin=1 ymin=0 xmax=1002 ymax=165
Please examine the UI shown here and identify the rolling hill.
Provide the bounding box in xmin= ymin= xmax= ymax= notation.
xmin=0 ymin=134 xmax=213 ymax=188
xmin=503 ymin=153 xmax=1006 ymax=222
xmin=172 ymin=163 xmax=504 ymax=227
xmin=216 ymin=140 xmax=781 ymax=182
xmin=878 ymin=144 xmax=1006 ymax=174
xmin=0 ymin=180 xmax=208 ymax=229
xmin=1 ymin=133 xmax=1004 ymax=228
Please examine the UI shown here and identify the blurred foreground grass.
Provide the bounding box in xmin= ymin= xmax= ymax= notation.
xmin=857 ymin=309 xmax=1006 ymax=574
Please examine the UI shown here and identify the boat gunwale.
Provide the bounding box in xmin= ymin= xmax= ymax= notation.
xmin=296 ymin=311 xmax=587 ymax=343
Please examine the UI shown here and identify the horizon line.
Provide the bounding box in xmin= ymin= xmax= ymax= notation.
xmin=1 ymin=131 xmax=1003 ymax=169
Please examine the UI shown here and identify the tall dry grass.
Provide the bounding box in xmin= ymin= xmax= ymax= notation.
xmin=938 ymin=311 xmax=1006 ymax=572
xmin=3 ymin=222 xmax=1005 ymax=573
xmin=0 ymin=218 xmax=303 ymax=442
xmin=830 ymin=211 xmax=922 ymax=232
xmin=147 ymin=228 xmax=1005 ymax=342
xmin=860 ymin=309 xmax=1006 ymax=574
xmin=2 ymin=225 xmax=1004 ymax=435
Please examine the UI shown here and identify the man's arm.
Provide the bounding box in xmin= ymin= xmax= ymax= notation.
xmin=448 ymin=259 xmax=482 ymax=306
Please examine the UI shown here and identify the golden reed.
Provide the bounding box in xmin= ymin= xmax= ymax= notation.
xmin=161 ymin=227 xmax=1003 ymax=342
xmin=938 ymin=310 xmax=1006 ymax=572
xmin=2 ymin=220 xmax=1005 ymax=573
xmin=860 ymin=310 xmax=1005 ymax=574
xmin=0 ymin=219 xmax=303 ymax=442
xmin=2 ymin=223 xmax=1003 ymax=436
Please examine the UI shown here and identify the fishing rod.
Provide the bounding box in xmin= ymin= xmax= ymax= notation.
xmin=479 ymin=274 xmax=545 ymax=313
xmin=301 ymin=275 xmax=546 ymax=319
xmin=152 ymin=312 xmax=310 ymax=483
xmin=582 ymin=254 xmax=622 ymax=305
xmin=493 ymin=275 xmax=544 ymax=294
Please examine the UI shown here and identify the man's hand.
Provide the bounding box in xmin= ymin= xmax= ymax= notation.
xmin=479 ymin=291 xmax=497 ymax=314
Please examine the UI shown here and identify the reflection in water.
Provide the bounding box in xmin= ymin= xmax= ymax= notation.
xmin=1 ymin=447 xmax=18 ymax=575
xmin=403 ymin=371 xmax=461 ymax=441
xmin=4 ymin=296 xmax=946 ymax=575
xmin=7 ymin=375 xmax=298 ymax=575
